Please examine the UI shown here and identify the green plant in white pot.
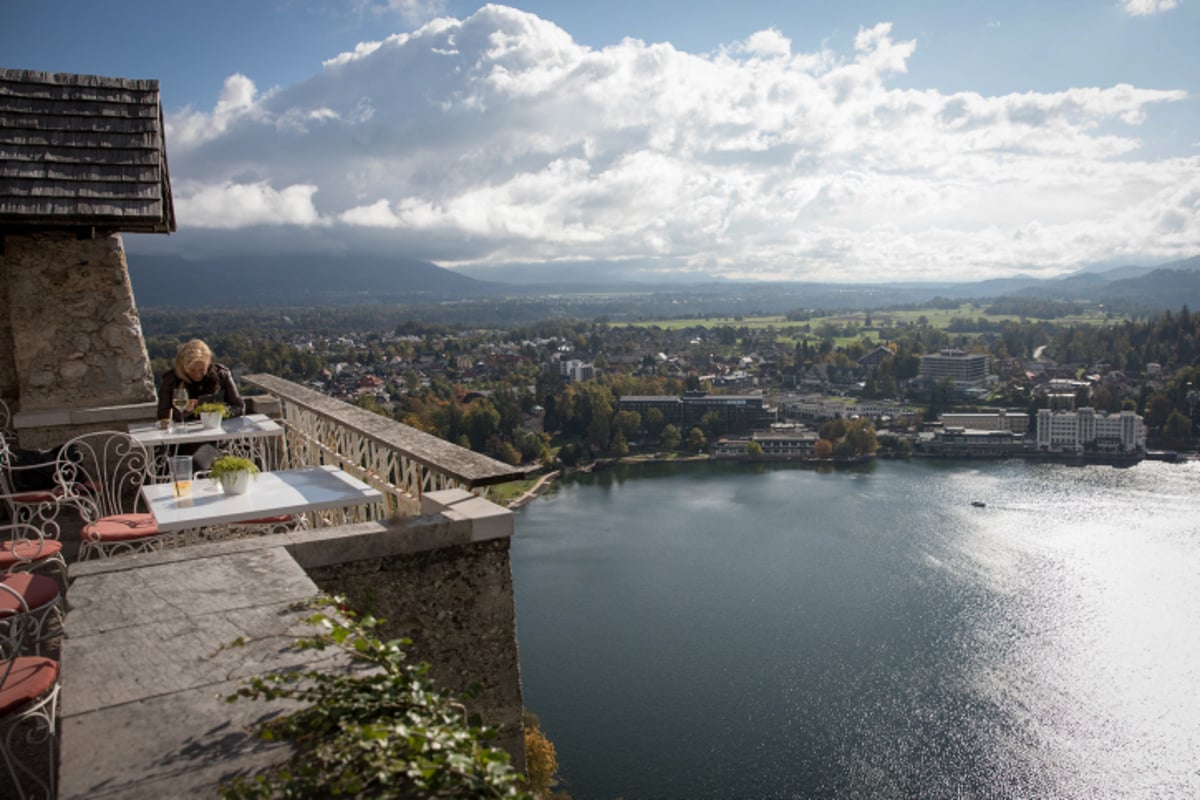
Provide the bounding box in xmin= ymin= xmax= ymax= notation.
xmin=210 ymin=454 xmax=258 ymax=495
xmin=195 ymin=401 xmax=230 ymax=430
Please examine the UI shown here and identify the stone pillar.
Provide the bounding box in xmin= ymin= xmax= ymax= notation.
xmin=2 ymin=232 xmax=157 ymax=445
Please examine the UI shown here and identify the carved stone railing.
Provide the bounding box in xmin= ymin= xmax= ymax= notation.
xmin=243 ymin=373 xmax=525 ymax=517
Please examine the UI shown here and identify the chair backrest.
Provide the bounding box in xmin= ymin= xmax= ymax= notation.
xmin=0 ymin=579 xmax=30 ymax=673
xmin=0 ymin=397 xmax=13 ymax=442
xmin=0 ymin=522 xmax=62 ymax=571
xmin=55 ymin=431 xmax=152 ymax=523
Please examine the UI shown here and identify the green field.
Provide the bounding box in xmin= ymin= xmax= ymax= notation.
xmin=625 ymin=304 xmax=1120 ymax=335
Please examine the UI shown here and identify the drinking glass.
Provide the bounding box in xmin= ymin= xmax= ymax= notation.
xmin=169 ymin=455 xmax=193 ymax=497
xmin=172 ymin=386 xmax=189 ymax=432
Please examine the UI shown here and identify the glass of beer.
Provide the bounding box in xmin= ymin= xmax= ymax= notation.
xmin=169 ymin=455 xmax=193 ymax=497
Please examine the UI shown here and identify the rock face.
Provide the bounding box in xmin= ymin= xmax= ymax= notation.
xmin=1 ymin=231 xmax=155 ymax=419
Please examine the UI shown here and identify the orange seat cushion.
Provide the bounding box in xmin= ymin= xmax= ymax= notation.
xmin=0 ymin=656 xmax=58 ymax=716
xmin=239 ymin=515 xmax=293 ymax=525
xmin=0 ymin=573 xmax=60 ymax=616
xmin=9 ymin=489 xmax=57 ymax=504
xmin=0 ymin=538 xmax=63 ymax=569
xmin=83 ymin=513 xmax=160 ymax=542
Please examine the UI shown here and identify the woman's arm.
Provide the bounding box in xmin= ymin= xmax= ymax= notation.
xmin=157 ymin=371 xmax=178 ymax=421
xmin=217 ymin=365 xmax=245 ymax=417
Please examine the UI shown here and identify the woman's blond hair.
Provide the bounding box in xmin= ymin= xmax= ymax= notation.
xmin=174 ymin=339 xmax=214 ymax=381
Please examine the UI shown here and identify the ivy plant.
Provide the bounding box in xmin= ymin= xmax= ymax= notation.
xmin=220 ymin=597 xmax=531 ymax=799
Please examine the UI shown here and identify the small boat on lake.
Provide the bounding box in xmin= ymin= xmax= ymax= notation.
xmin=971 ymin=500 xmax=986 ymax=508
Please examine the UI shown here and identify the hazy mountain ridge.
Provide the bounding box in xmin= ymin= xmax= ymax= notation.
xmin=128 ymin=251 xmax=1200 ymax=316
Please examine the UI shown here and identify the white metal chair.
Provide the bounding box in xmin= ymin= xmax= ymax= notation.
xmin=0 ymin=437 xmax=66 ymax=530
xmin=0 ymin=568 xmax=62 ymax=659
xmin=0 ymin=581 xmax=59 ymax=800
xmin=0 ymin=522 xmax=66 ymax=595
xmin=55 ymin=431 xmax=166 ymax=560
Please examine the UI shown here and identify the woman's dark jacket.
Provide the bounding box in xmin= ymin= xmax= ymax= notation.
xmin=156 ymin=363 xmax=245 ymax=421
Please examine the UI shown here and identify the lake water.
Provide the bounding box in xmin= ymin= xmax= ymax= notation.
xmin=511 ymin=458 xmax=1200 ymax=799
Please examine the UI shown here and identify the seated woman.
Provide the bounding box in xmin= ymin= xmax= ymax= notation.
xmin=156 ymin=338 xmax=245 ymax=423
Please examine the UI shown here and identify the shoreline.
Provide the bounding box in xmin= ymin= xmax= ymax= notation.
xmin=504 ymin=446 xmax=1192 ymax=510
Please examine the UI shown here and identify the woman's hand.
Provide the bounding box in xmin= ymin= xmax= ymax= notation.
xmin=185 ymin=399 xmax=198 ymax=413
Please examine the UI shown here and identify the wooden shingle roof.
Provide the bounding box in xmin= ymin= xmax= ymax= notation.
xmin=0 ymin=68 xmax=175 ymax=234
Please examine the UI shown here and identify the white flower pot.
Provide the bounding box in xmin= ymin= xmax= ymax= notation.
xmin=219 ymin=471 xmax=253 ymax=495
xmin=199 ymin=411 xmax=223 ymax=429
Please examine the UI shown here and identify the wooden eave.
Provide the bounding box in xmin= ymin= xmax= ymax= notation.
xmin=0 ymin=68 xmax=176 ymax=235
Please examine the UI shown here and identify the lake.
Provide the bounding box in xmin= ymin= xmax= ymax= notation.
xmin=511 ymin=458 xmax=1200 ymax=799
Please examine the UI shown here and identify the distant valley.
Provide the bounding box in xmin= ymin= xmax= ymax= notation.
xmin=127 ymin=251 xmax=1200 ymax=324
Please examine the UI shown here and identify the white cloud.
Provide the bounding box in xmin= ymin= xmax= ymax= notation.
xmin=176 ymin=181 xmax=325 ymax=228
xmin=158 ymin=5 xmax=1198 ymax=282
xmin=1122 ymin=0 xmax=1179 ymax=16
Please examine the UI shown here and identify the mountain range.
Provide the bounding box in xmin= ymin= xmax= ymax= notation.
xmin=127 ymin=251 xmax=1200 ymax=317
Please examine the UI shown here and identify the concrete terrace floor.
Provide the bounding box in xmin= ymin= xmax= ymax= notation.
xmin=57 ymin=532 xmax=353 ymax=798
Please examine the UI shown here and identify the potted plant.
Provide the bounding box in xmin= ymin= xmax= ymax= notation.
xmin=195 ymin=401 xmax=230 ymax=429
xmin=209 ymin=454 xmax=258 ymax=495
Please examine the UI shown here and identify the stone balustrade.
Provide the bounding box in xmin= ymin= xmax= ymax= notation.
xmin=242 ymin=373 xmax=524 ymax=517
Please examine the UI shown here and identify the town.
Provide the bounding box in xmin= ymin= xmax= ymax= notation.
xmin=141 ymin=305 xmax=1200 ymax=472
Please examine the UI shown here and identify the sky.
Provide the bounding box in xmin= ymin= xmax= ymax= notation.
xmin=4 ymin=0 xmax=1199 ymax=284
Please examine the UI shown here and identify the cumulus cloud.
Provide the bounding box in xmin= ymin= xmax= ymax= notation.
xmin=1122 ymin=0 xmax=1178 ymax=16
xmin=157 ymin=4 xmax=1197 ymax=282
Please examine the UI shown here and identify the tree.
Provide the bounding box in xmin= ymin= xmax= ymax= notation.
xmin=746 ymin=440 xmax=764 ymax=458
xmin=644 ymin=407 xmax=666 ymax=439
xmin=686 ymin=426 xmax=707 ymax=453
xmin=812 ymin=438 xmax=834 ymax=459
xmin=843 ymin=418 xmax=878 ymax=456
xmin=1163 ymin=410 xmax=1193 ymax=449
xmin=661 ymin=424 xmax=682 ymax=451
xmin=615 ymin=409 xmax=642 ymax=440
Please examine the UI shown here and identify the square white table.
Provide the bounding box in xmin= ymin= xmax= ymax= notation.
xmin=141 ymin=465 xmax=383 ymax=533
xmin=129 ymin=413 xmax=285 ymax=472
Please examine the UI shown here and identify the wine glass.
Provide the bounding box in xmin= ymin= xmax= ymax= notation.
xmin=172 ymin=386 xmax=189 ymax=432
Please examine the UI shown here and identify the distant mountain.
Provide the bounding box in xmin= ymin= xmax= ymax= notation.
xmin=451 ymin=259 xmax=724 ymax=289
xmin=1012 ymin=255 xmax=1200 ymax=309
xmin=127 ymin=250 xmax=1200 ymax=317
xmin=128 ymin=253 xmax=503 ymax=307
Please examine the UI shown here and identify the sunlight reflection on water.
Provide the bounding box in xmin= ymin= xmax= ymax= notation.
xmin=513 ymin=459 xmax=1200 ymax=799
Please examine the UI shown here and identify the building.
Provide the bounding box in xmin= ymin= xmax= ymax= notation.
xmin=1036 ymin=408 xmax=1146 ymax=455
xmin=858 ymin=345 xmax=893 ymax=369
xmin=617 ymin=392 xmax=774 ymax=432
xmin=920 ymin=427 xmax=1027 ymax=458
xmin=559 ymin=358 xmax=595 ymax=383
xmin=751 ymin=428 xmax=820 ymax=459
xmin=940 ymin=410 xmax=1031 ymax=435
xmin=1 ymin=68 xmax=176 ymax=446
xmin=919 ymin=349 xmax=990 ymax=387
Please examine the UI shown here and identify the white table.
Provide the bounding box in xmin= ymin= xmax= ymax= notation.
xmin=129 ymin=413 xmax=285 ymax=472
xmin=141 ymin=465 xmax=383 ymax=534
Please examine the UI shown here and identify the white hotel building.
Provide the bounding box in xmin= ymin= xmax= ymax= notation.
xmin=1036 ymin=408 xmax=1146 ymax=455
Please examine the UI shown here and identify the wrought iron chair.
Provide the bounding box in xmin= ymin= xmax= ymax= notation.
xmin=0 ymin=398 xmax=12 ymax=441
xmin=0 ymin=572 xmax=62 ymax=659
xmin=0 ymin=521 xmax=67 ymax=593
xmin=0 ymin=437 xmax=66 ymax=530
xmin=56 ymin=431 xmax=165 ymax=560
xmin=0 ymin=581 xmax=60 ymax=800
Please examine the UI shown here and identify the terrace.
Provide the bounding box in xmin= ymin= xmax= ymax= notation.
xmin=1 ymin=68 xmax=528 ymax=798
xmin=4 ymin=373 xmax=529 ymax=798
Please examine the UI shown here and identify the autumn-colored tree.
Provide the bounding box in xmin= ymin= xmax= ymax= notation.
xmin=812 ymin=438 xmax=834 ymax=460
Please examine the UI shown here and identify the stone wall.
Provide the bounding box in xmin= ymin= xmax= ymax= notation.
xmin=304 ymin=533 xmax=526 ymax=772
xmin=0 ymin=244 xmax=18 ymax=409
xmin=3 ymin=232 xmax=155 ymax=411
xmin=1 ymin=231 xmax=157 ymax=445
